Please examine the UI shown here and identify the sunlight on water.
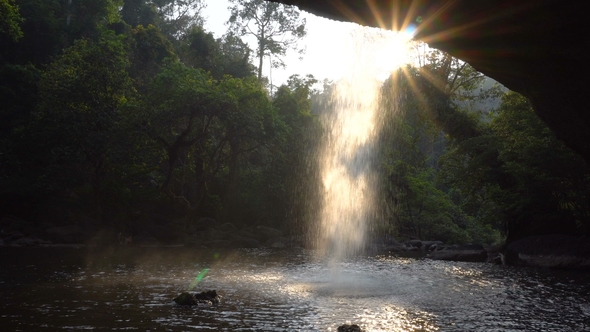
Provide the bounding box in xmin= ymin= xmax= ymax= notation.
xmin=316 ymin=27 xmax=412 ymax=262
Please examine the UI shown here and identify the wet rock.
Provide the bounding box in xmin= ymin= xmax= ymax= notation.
xmin=218 ymin=222 xmax=237 ymax=233
xmin=427 ymin=246 xmax=488 ymax=262
xmin=372 ymin=235 xmax=407 ymax=253
xmin=192 ymin=217 xmax=217 ymax=232
xmin=384 ymin=244 xmax=408 ymax=253
xmin=505 ymin=235 xmax=590 ymax=270
xmin=256 ymin=226 xmax=283 ymax=239
xmin=421 ymin=241 xmax=444 ymax=251
xmin=235 ymin=229 xmax=262 ymax=242
xmin=265 ymin=237 xmax=288 ymax=248
xmin=230 ymin=234 xmax=261 ymax=248
xmin=173 ymin=290 xmax=221 ymax=306
xmin=337 ymin=324 xmax=364 ymax=332
xmin=406 ymin=239 xmax=422 ymax=248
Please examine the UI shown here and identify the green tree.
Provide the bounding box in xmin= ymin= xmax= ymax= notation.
xmin=31 ymin=31 xmax=133 ymax=218
xmin=125 ymin=24 xmax=176 ymax=92
xmin=0 ymin=0 xmax=23 ymax=41
xmin=439 ymin=92 xmax=590 ymax=243
xmin=377 ymin=48 xmax=503 ymax=244
xmin=227 ymin=0 xmax=306 ymax=81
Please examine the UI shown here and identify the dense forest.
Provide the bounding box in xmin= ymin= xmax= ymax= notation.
xmin=1 ymin=0 xmax=589 ymax=247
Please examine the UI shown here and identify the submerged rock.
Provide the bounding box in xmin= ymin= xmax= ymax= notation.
xmin=173 ymin=290 xmax=221 ymax=306
xmin=337 ymin=324 xmax=364 ymax=332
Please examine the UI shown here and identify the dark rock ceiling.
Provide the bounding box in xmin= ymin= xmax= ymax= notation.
xmin=270 ymin=0 xmax=590 ymax=164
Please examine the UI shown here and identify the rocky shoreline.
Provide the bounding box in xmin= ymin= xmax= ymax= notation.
xmin=3 ymin=215 xmax=590 ymax=270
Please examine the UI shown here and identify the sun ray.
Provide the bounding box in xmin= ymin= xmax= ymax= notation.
xmin=417 ymin=1 xmax=541 ymax=45
xmin=399 ymin=66 xmax=431 ymax=115
xmin=399 ymin=0 xmax=421 ymax=34
xmin=328 ymin=0 xmax=369 ymax=26
xmin=365 ymin=0 xmax=386 ymax=29
xmin=412 ymin=0 xmax=459 ymax=38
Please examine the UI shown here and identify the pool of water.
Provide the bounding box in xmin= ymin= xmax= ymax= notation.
xmin=1 ymin=246 xmax=589 ymax=331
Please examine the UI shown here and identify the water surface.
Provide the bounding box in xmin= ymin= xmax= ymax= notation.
xmin=1 ymin=247 xmax=589 ymax=331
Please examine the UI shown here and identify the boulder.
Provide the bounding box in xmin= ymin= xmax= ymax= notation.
xmin=230 ymin=234 xmax=261 ymax=248
xmin=421 ymin=241 xmax=444 ymax=251
xmin=256 ymin=226 xmax=283 ymax=239
xmin=218 ymin=222 xmax=237 ymax=233
xmin=265 ymin=237 xmax=288 ymax=248
xmin=235 ymin=229 xmax=263 ymax=242
xmin=406 ymin=239 xmax=422 ymax=248
xmin=173 ymin=290 xmax=221 ymax=306
xmin=384 ymin=244 xmax=408 ymax=253
xmin=337 ymin=324 xmax=364 ymax=332
xmin=428 ymin=247 xmax=488 ymax=262
xmin=188 ymin=217 xmax=217 ymax=233
xmin=505 ymin=235 xmax=590 ymax=270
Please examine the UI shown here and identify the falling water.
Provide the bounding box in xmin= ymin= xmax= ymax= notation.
xmin=315 ymin=28 xmax=411 ymax=262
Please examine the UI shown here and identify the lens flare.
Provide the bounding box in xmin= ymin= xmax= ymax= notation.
xmin=189 ymin=268 xmax=210 ymax=290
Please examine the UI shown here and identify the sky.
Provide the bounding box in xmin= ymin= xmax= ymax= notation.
xmin=201 ymin=0 xmax=367 ymax=87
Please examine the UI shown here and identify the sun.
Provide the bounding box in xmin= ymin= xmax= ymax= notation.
xmin=373 ymin=29 xmax=414 ymax=80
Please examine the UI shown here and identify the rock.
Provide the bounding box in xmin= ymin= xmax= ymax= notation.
xmin=406 ymin=239 xmax=422 ymax=248
xmin=256 ymin=226 xmax=283 ymax=239
xmin=428 ymin=247 xmax=488 ymax=262
xmin=384 ymin=244 xmax=408 ymax=253
xmin=218 ymin=222 xmax=237 ymax=233
xmin=230 ymin=234 xmax=261 ymax=248
xmin=421 ymin=241 xmax=444 ymax=251
xmin=189 ymin=217 xmax=217 ymax=233
xmin=337 ymin=324 xmax=363 ymax=332
xmin=505 ymin=235 xmax=590 ymax=270
xmin=205 ymin=229 xmax=229 ymax=241
xmin=265 ymin=237 xmax=288 ymax=248
xmin=173 ymin=290 xmax=221 ymax=306
xmin=234 ymin=229 xmax=263 ymax=242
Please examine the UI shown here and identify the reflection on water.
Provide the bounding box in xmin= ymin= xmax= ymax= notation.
xmin=1 ymin=247 xmax=589 ymax=331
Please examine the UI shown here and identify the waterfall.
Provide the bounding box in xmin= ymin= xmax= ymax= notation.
xmin=314 ymin=27 xmax=411 ymax=263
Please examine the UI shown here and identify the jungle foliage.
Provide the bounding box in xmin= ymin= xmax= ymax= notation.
xmin=376 ymin=48 xmax=590 ymax=244
xmin=0 ymin=0 xmax=316 ymax=234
